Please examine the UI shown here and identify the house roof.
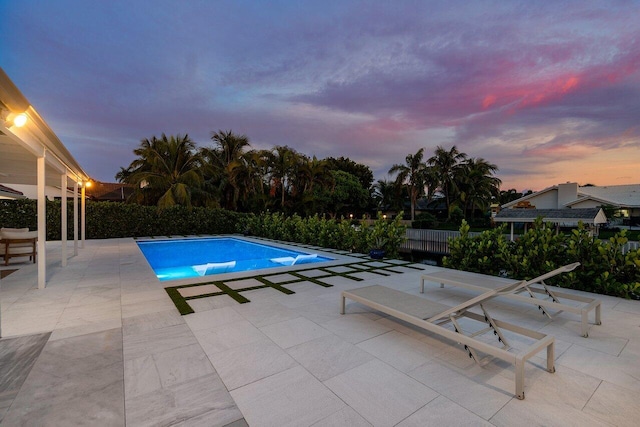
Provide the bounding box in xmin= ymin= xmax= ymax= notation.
xmin=501 ymin=185 xmax=557 ymax=208
xmin=0 ymin=183 xmax=25 ymax=199
xmin=502 ymin=183 xmax=640 ymax=209
xmin=493 ymin=208 xmax=607 ymax=224
xmin=86 ymin=182 xmax=134 ymax=201
xmin=572 ymin=184 xmax=640 ymax=208
xmin=0 ymin=67 xmax=91 ymax=187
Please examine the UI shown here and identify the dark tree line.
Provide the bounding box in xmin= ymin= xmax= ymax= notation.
xmin=117 ymin=132 xmax=503 ymax=221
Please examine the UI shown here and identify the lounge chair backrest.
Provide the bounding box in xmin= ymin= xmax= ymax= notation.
xmin=427 ymin=262 xmax=580 ymax=322
xmin=1 ymin=227 xmax=29 ymax=233
xmin=1 ymin=230 xmax=38 ymax=240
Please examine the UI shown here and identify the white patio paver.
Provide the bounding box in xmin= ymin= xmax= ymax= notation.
xmin=0 ymin=237 xmax=638 ymax=426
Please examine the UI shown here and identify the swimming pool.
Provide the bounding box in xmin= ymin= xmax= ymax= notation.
xmin=137 ymin=237 xmax=333 ymax=281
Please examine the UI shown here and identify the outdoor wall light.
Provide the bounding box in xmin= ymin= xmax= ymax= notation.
xmin=13 ymin=113 xmax=27 ymax=127
xmin=1 ymin=110 xmax=28 ymax=128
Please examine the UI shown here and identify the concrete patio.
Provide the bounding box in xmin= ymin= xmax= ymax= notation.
xmin=1 ymin=238 xmax=639 ymax=426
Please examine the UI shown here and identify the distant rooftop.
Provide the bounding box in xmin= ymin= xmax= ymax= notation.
xmin=494 ymin=208 xmax=607 ymax=224
xmin=86 ymin=182 xmax=134 ymax=202
xmin=0 ymin=183 xmax=24 ymax=199
xmin=578 ymin=184 xmax=640 ymax=207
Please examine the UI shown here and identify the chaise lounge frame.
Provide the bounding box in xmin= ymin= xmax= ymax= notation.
xmin=341 ymin=284 xmax=554 ymax=399
xmin=0 ymin=233 xmax=37 ymax=266
xmin=420 ymin=262 xmax=600 ymax=337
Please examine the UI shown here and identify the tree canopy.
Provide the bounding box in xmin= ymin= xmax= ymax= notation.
xmin=117 ymin=132 xmax=503 ymax=222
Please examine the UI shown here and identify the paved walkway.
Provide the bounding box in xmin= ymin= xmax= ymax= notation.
xmin=1 ymin=238 xmax=639 ymax=426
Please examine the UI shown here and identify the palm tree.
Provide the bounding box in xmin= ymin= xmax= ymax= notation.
xmin=457 ymin=158 xmax=502 ymax=217
xmin=388 ymin=148 xmax=430 ymax=221
xmin=117 ymin=133 xmax=204 ymax=208
xmin=202 ymin=130 xmax=252 ymax=210
xmin=427 ymin=145 xmax=468 ymax=215
xmin=295 ymin=156 xmax=335 ymax=215
xmin=230 ymin=150 xmax=269 ymax=211
xmin=372 ymin=179 xmax=402 ymax=212
xmin=268 ymin=145 xmax=299 ymax=209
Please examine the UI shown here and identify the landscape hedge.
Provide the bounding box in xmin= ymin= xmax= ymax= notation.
xmin=444 ymin=218 xmax=640 ymax=299
xmin=0 ymin=199 xmax=246 ymax=239
xmin=0 ymin=201 xmax=406 ymax=257
xmin=244 ymin=211 xmax=406 ymax=257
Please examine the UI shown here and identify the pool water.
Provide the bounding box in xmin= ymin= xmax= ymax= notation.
xmin=137 ymin=237 xmax=333 ymax=281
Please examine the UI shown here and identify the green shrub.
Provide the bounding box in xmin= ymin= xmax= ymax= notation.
xmin=444 ymin=218 xmax=640 ymax=299
xmin=443 ymin=220 xmax=509 ymax=276
xmin=244 ymin=211 xmax=406 ymax=257
xmin=412 ymin=212 xmax=438 ymax=229
xmin=502 ymin=218 xmax=568 ymax=283
xmin=1 ymin=200 xmax=408 ymax=259
xmin=449 ymin=206 xmax=464 ymax=225
xmin=366 ymin=212 xmax=406 ymax=258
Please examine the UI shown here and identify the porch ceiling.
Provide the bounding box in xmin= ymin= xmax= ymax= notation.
xmin=0 ymin=67 xmax=91 ymax=188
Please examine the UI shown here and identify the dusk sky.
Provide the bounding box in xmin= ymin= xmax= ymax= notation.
xmin=1 ymin=0 xmax=638 ymax=192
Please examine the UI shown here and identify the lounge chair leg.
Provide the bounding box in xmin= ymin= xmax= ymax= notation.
xmin=581 ymin=311 xmax=589 ymax=338
xmin=420 ymin=278 xmax=424 ymax=293
xmin=547 ymin=341 xmax=555 ymax=373
xmin=515 ymin=358 xmax=525 ymax=399
xmin=340 ymin=295 xmax=345 ymax=315
xmin=595 ymin=304 xmax=602 ymax=325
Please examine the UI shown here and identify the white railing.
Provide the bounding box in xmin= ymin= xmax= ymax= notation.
xmin=401 ymin=228 xmax=639 ymax=255
xmin=622 ymin=241 xmax=639 ymax=254
xmin=400 ymin=229 xmax=482 ymax=254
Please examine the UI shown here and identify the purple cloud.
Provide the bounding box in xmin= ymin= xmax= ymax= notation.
xmin=1 ymin=0 xmax=638 ymax=191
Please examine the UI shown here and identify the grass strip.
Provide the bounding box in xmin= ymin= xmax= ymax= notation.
xmin=163 ymin=258 xmax=413 ymax=315
xmin=215 ymin=282 xmax=251 ymax=304
xmin=254 ymin=277 xmax=296 ymax=295
xmin=286 ymin=272 xmax=335 ymax=288
xmin=165 ymin=287 xmax=194 ymax=315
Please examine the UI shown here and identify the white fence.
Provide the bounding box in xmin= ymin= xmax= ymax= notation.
xmin=400 ymin=229 xmax=481 ymax=254
xmin=622 ymin=241 xmax=640 ymax=254
xmin=401 ymin=228 xmax=640 ymax=255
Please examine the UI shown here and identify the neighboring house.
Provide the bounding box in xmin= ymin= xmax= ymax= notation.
xmin=0 ymin=183 xmax=75 ymax=200
xmin=502 ymin=182 xmax=640 ymax=226
xmin=85 ymin=182 xmax=134 ymax=202
xmin=494 ymin=208 xmax=608 ymax=240
xmin=0 ymin=181 xmax=134 ymax=202
xmin=0 ymin=183 xmax=25 ymax=199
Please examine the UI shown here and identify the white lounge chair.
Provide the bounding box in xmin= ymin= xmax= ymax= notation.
xmin=192 ymin=260 xmax=236 ymax=276
xmin=420 ymin=262 xmax=600 ymax=337
xmin=0 ymin=227 xmax=38 ymax=265
xmin=271 ymin=253 xmax=318 ymax=266
xmin=341 ymin=266 xmax=579 ymax=399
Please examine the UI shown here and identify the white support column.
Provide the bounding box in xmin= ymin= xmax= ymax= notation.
xmin=73 ymin=181 xmax=79 ymax=256
xmin=81 ymin=184 xmax=86 ymax=248
xmin=37 ymin=156 xmax=46 ymax=289
xmin=510 ymin=223 xmax=514 ymax=241
xmin=61 ymin=174 xmax=68 ymax=267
